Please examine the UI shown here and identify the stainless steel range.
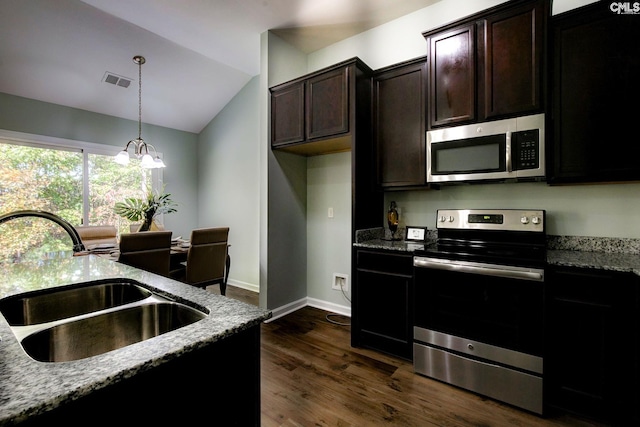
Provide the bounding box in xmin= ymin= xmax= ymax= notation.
xmin=413 ymin=209 xmax=546 ymax=414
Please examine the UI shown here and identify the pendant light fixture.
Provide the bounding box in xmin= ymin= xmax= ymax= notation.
xmin=114 ymin=55 xmax=166 ymax=169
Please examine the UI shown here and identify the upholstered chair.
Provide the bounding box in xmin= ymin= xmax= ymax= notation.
xmin=170 ymin=227 xmax=229 ymax=295
xmin=118 ymin=231 xmax=172 ymax=276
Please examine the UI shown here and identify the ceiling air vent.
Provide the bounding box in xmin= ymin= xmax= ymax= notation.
xmin=102 ymin=71 xmax=132 ymax=88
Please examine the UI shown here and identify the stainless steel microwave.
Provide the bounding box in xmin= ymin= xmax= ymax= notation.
xmin=426 ymin=114 xmax=545 ymax=183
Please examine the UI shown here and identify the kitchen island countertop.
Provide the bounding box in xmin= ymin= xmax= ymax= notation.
xmin=0 ymin=253 xmax=271 ymax=426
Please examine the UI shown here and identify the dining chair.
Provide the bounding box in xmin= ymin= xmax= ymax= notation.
xmin=170 ymin=227 xmax=230 ymax=295
xmin=118 ymin=231 xmax=172 ymax=276
xmin=75 ymin=225 xmax=118 ymax=247
xmin=130 ymin=222 xmax=165 ymax=233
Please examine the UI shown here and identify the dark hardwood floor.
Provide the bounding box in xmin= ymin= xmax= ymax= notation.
xmin=205 ymin=283 xmax=259 ymax=306
xmin=212 ymin=285 xmax=607 ymax=427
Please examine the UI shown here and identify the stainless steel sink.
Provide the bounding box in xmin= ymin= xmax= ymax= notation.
xmin=0 ymin=280 xmax=152 ymax=326
xmin=19 ymin=302 xmax=206 ymax=362
xmin=0 ymin=279 xmax=207 ymax=362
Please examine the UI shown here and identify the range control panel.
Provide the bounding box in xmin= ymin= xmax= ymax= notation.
xmin=436 ymin=209 xmax=545 ymax=232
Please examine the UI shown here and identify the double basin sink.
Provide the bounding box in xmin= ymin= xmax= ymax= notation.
xmin=0 ymin=279 xmax=207 ymax=362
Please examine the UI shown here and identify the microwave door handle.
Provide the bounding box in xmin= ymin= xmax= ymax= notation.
xmin=506 ymin=131 xmax=512 ymax=173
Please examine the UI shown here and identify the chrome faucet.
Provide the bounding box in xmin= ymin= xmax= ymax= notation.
xmin=0 ymin=210 xmax=85 ymax=252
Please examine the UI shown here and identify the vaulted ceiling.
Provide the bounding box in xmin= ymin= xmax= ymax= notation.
xmin=0 ymin=0 xmax=440 ymax=133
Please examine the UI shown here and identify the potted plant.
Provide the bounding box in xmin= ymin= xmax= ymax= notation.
xmin=114 ymin=186 xmax=177 ymax=232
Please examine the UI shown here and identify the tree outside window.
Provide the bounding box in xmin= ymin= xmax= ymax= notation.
xmin=0 ymin=141 xmax=153 ymax=265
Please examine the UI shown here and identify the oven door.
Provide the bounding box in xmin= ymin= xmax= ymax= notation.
xmin=413 ymin=257 xmax=544 ymax=357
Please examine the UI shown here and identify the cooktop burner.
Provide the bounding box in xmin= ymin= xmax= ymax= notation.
xmin=415 ymin=209 xmax=547 ymax=268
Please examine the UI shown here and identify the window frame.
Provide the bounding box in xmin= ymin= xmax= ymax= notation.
xmin=0 ymin=129 xmax=164 ymax=226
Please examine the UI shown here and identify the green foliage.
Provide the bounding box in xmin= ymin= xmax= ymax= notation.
xmin=1 ymin=144 xmax=84 ymax=263
xmin=113 ymin=197 xmax=148 ymax=222
xmin=114 ymin=186 xmax=177 ymax=229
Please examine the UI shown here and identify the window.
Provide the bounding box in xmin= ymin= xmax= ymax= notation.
xmin=87 ymin=152 xmax=154 ymax=231
xmin=0 ymin=132 xmax=162 ymax=264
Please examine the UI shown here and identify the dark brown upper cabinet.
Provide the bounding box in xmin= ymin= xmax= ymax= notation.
xmin=271 ymin=81 xmax=304 ymax=146
xmin=270 ymin=57 xmax=372 ymax=156
xmin=269 ymin=57 xmax=381 ymax=233
xmin=306 ymin=67 xmax=349 ymax=140
xmin=423 ymin=0 xmax=549 ymax=129
xmin=548 ymin=2 xmax=640 ymax=184
xmin=427 ymin=24 xmax=476 ymax=128
xmin=373 ymin=57 xmax=429 ymax=189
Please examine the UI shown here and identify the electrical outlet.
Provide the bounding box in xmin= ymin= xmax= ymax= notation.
xmin=332 ymin=273 xmax=349 ymax=291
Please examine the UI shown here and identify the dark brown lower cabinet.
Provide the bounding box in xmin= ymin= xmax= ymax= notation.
xmin=18 ymin=326 xmax=261 ymax=426
xmin=546 ymin=266 xmax=638 ymax=424
xmin=352 ymin=249 xmax=413 ymax=360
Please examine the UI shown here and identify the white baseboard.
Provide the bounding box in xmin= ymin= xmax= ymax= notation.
xmin=265 ymin=297 xmax=351 ymax=323
xmin=227 ymin=278 xmax=259 ymax=293
xmin=306 ymin=297 xmax=351 ymax=317
xmin=223 ymin=281 xmax=352 ymax=322
xmin=265 ymin=297 xmax=307 ymax=322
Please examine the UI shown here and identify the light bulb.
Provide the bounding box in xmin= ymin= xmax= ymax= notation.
xmin=140 ymin=153 xmax=155 ymax=168
xmin=153 ymin=157 xmax=166 ymax=168
xmin=114 ymin=150 xmax=130 ymax=165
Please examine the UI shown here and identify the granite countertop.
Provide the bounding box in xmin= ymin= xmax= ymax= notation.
xmin=353 ymin=238 xmax=433 ymax=253
xmin=546 ymin=248 xmax=640 ymax=275
xmin=354 ymin=228 xmax=640 ymax=276
xmin=0 ymin=253 xmax=271 ymax=426
xmin=353 ymin=227 xmax=437 ymax=253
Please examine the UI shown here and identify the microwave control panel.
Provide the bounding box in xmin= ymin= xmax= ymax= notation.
xmin=512 ymin=129 xmax=540 ymax=170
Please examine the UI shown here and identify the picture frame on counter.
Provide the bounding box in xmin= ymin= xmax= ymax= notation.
xmin=405 ymin=226 xmax=428 ymax=242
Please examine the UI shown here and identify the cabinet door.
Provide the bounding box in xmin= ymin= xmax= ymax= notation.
xmin=270 ymin=82 xmax=304 ymax=146
xmin=374 ymin=59 xmax=427 ymax=188
xmin=428 ymin=24 xmax=476 ymax=128
xmin=354 ymin=250 xmax=413 ymax=360
xmin=356 ymin=270 xmax=412 ymax=359
xmin=478 ymin=0 xmax=546 ymax=119
xmin=306 ymin=67 xmax=349 ymax=140
xmin=546 ymin=267 xmax=636 ymax=424
xmin=549 ymin=3 xmax=640 ymax=183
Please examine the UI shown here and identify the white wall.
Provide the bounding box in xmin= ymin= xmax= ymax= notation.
xmin=197 ymin=77 xmax=261 ymax=291
xmin=306 ymin=152 xmax=352 ymax=309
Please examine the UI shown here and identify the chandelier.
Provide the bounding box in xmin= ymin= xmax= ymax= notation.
xmin=114 ymin=55 xmax=166 ymax=169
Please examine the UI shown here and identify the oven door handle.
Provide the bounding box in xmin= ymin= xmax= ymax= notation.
xmin=414 ymin=257 xmax=544 ymax=282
